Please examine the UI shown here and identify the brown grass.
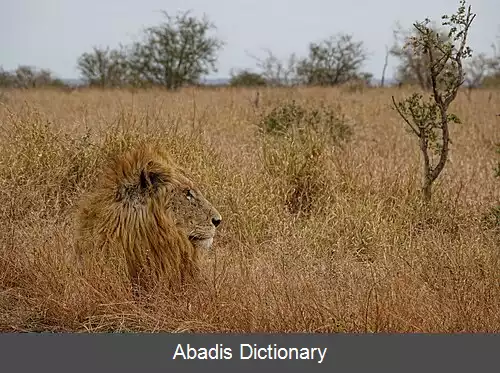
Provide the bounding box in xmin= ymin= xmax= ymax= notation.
xmin=0 ymin=85 xmax=499 ymax=333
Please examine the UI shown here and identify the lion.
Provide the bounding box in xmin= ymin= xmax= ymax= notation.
xmin=75 ymin=144 xmax=222 ymax=291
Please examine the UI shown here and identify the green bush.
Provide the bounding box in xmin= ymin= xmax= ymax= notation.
xmin=229 ymin=70 xmax=267 ymax=87
xmin=258 ymin=100 xmax=352 ymax=145
xmin=258 ymin=100 xmax=352 ymax=216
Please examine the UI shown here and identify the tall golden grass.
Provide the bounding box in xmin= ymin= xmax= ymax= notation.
xmin=0 ymin=86 xmax=498 ymax=332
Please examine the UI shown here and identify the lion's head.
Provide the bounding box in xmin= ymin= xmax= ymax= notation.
xmin=144 ymin=157 xmax=222 ymax=251
xmin=75 ymin=144 xmax=222 ymax=289
xmin=168 ymin=182 xmax=222 ymax=251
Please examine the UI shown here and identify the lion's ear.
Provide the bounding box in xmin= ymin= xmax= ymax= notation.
xmin=116 ymin=168 xmax=166 ymax=202
xmin=139 ymin=168 xmax=164 ymax=190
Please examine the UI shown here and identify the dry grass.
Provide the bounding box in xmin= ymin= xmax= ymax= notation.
xmin=0 ymin=85 xmax=499 ymax=333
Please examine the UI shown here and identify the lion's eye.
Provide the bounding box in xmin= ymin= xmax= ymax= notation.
xmin=186 ymin=189 xmax=194 ymax=201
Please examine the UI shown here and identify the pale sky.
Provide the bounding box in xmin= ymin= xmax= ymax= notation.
xmin=1 ymin=0 xmax=498 ymax=81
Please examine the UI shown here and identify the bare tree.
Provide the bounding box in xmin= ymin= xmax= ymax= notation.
xmin=465 ymin=53 xmax=493 ymax=88
xmin=465 ymin=36 xmax=500 ymax=87
xmin=247 ymin=49 xmax=299 ymax=86
xmin=462 ymin=52 xmax=498 ymax=100
xmin=380 ymin=46 xmax=389 ymax=87
xmin=474 ymin=36 xmax=500 ymax=88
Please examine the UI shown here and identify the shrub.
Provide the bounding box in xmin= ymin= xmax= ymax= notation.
xmin=258 ymin=100 xmax=352 ymax=144
xmin=229 ymin=70 xmax=267 ymax=87
xmin=258 ymin=100 xmax=352 ymax=216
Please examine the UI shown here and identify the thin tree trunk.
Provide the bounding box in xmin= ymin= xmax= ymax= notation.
xmin=420 ymin=136 xmax=432 ymax=203
xmin=380 ymin=46 xmax=389 ymax=88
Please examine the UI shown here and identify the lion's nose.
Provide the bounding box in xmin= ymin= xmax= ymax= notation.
xmin=212 ymin=216 xmax=222 ymax=227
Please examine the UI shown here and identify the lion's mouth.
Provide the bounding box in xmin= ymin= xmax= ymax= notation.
xmin=189 ymin=235 xmax=214 ymax=250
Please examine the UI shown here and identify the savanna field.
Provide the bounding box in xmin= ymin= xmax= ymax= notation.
xmin=0 ymin=85 xmax=499 ymax=332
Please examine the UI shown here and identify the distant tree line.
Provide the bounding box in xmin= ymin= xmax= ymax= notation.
xmin=230 ymin=34 xmax=373 ymax=88
xmin=0 ymin=65 xmax=65 ymax=88
xmin=1 ymin=9 xmax=499 ymax=89
xmin=75 ymin=11 xmax=224 ymax=89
